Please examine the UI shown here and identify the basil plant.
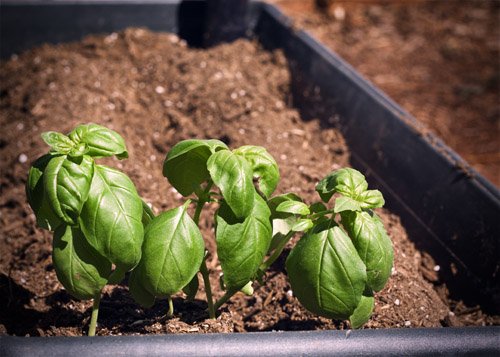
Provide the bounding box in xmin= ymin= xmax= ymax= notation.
xmin=285 ymin=168 xmax=394 ymax=328
xmin=26 ymin=124 xmax=145 ymax=336
xmin=129 ymin=140 xmax=278 ymax=319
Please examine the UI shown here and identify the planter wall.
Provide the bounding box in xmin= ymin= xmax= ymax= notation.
xmin=1 ymin=0 xmax=498 ymax=355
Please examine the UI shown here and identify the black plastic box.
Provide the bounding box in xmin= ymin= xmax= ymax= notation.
xmin=1 ymin=1 xmax=498 ymax=355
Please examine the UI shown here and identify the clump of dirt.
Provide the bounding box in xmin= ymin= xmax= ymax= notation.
xmin=0 ymin=28 xmax=491 ymax=336
xmin=273 ymin=0 xmax=500 ymax=187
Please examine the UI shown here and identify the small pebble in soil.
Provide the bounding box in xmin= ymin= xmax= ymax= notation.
xmin=155 ymin=86 xmax=166 ymax=94
xmin=16 ymin=123 xmax=24 ymax=130
xmin=395 ymin=299 xmax=400 ymax=306
xmin=18 ymin=154 xmax=28 ymax=163
xmin=433 ymin=265 xmax=441 ymax=271
xmin=404 ymin=321 xmax=412 ymax=327
xmin=286 ymin=290 xmax=293 ymax=297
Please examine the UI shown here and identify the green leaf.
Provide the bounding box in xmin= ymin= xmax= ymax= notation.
xmin=357 ymin=190 xmax=385 ymax=210
xmin=316 ymin=168 xmax=368 ymax=203
xmin=310 ymin=202 xmax=327 ymax=214
xmin=26 ymin=154 xmax=62 ymax=231
xmin=234 ymin=145 xmax=279 ymax=198
xmin=182 ymin=274 xmax=199 ymax=301
xmin=139 ymin=204 xmax=205 ymax=297
xmin=216 ymin=194 xmax=272 ymax=290
xmin=208 ymin=150 xmax=254 ymax=218
xmin=286 ymin=226 xmax=367 ymax=320
xmin=268 ymin=193 xmax=303 ymax=219
xmin=291 ymin=219 xmax=314 ymax=232
xmin=240 ymin=281 xmax=254 ymax=296
xmin=44 ymin=155 xmax=94 ymax=225
xmin=163 ymin=139 xmax=228 ymax=197
xmin=129 ymin=267 xmax=155 ymax=308
xmin=333 ymin=196 xmax=362 ymax=213
xmin=41 ymin=131 xmax=75 ymax=154
xmin=276 ymin=200 xmax=310 ymax=216
xmin=349 ymin=294 xmax=375 ymax=329
xmin=79 ymin=165 xmax=144 ymax=271
xmin=68 ymin=123 xmax=128 ymax=159
xmin=341 ymin=211 xmax=393 ymax=292
xmin=141 ymin=200 xmax=155 ymax=227
xmin=52 ymin=225 xmax=111 ymax=300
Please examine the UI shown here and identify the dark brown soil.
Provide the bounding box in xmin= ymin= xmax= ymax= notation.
xmin=273 ymin=0 xmax=500 ymax=187
xmin=0 ymin=28 xmax=496 ymax=336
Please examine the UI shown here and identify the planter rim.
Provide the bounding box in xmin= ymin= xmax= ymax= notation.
xmin=1 ymin=327 xmax=499 ymax=356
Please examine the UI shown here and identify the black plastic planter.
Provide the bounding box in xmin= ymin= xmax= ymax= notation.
xmin=1 ymin=0 xmax=499 ymax=355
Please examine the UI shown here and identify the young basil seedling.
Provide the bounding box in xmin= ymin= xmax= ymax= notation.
xmin=130 ymin=140 xmax=278 ymax=318
xmin=286 ymin=168 xmax=393 ymax=328
xmin=26 ymin=124 xmax=145 ymax=336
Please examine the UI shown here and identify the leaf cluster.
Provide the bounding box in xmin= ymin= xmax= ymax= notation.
xmin=27 ymin=124 xmax=145 ymax=300
xmin=28 ymin=129 xmax=394 ymax=331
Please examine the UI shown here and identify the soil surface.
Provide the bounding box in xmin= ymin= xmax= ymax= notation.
xmin=273 ymin=0 xmax=500 ymax=187
xmin=0 ymin=29 xmax=497 ymax=336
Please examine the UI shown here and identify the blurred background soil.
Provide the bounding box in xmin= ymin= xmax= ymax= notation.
xmin=271 ymin=0 xmax=500 ymax=187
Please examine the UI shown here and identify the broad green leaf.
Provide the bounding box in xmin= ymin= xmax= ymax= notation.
xmin=68 ymin=123 xmax=128 ymax=159
xmin=291 ymin=219 xmax=314 ymax=232
xmin=182 ymin=274 xmax=199 ymax=301
xmin=333 ymin=196 xmax=362 ymax=213
xmin=268 ymin=231 xmax=287 ymax=253
xmin=163 ymin=139 xmax=228 ymax=196
xmin=52 ymin=225 xmax=111 ymax=300
xmin=341 ymin=211 xmax=393 ymax=292
xmin=286 ymin=226 xmax=367 ymax=320
xmin=216 ymin=194 xmax=272 ymax=290
xmin=272 ymin=217 xmax=296 ymax=236
xmin=79 ymin=165 xmax=144 ymax=271
xmin=140 ymin=204 xmax=205 ymax=297
xmin=26 ymin=154 xmax=62 ymax=231
xmin=349 ymin=294 xmax=375 ymax=329
xmin=358 ymin=190 xmax=385 ymax=210
xmin=276 ymin=200 xmax=310 ymax=216
xmin=141 ymin=200 xmax=155 ymax=227
xmin=310 ymin=202 xmax=328 ymax=214
xmin=44 ymin=155 xmax=94 ymax=225
xmin=129 ymin=267 xmax=155 ymax=308
xmin=208 ymin=150 xmax=254 ymax=218
xmin=41 ymin=131 xmax=75 ymax=154
xmin=234 ymin=145 xmax=279 ymax=198
xmin=268 ymin=193 xmax=303 ymax=219
xmin=316 ymin=168 xmax=368 ymax=203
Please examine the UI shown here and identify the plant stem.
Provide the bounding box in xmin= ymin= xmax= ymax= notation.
xmin=308 ymin=208 xmax=336 ymax=220
xmin=88 ymin=292 xmax=101 ymax=337
xmin=193 ymin=180 xmax=216 ymax=319
xmin=167 ymin=296 xmax=174 ymax=317
xmin=193 ymin=180 xmax=213 ymax=225
xmin=214 ymin=289 xmax=237 ymax=312
xmin=200 ymin=260 xmax=216 ymax=319
xmin=259 ymin=231 xmax=294 ymax=273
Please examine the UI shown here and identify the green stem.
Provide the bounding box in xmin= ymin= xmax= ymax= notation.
xmin=214 ymin=289 xmax=237 ymax=312
xmin=193 ymin=180 xmax=216 ymax=319
xmin=167 ymin=296 xmax=174 ymax=317
xmin=88 ymin=292 xmax=101 ymax=337
xmin=200 ymin=260 xmax=216 ymax=319
xmin=308 ymin=208 xmax=336 ymax=220
xmin=193 ymin=180 xmax=213 ymax=224
xmin=259 ymin=231 xmax=294 ymax=273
